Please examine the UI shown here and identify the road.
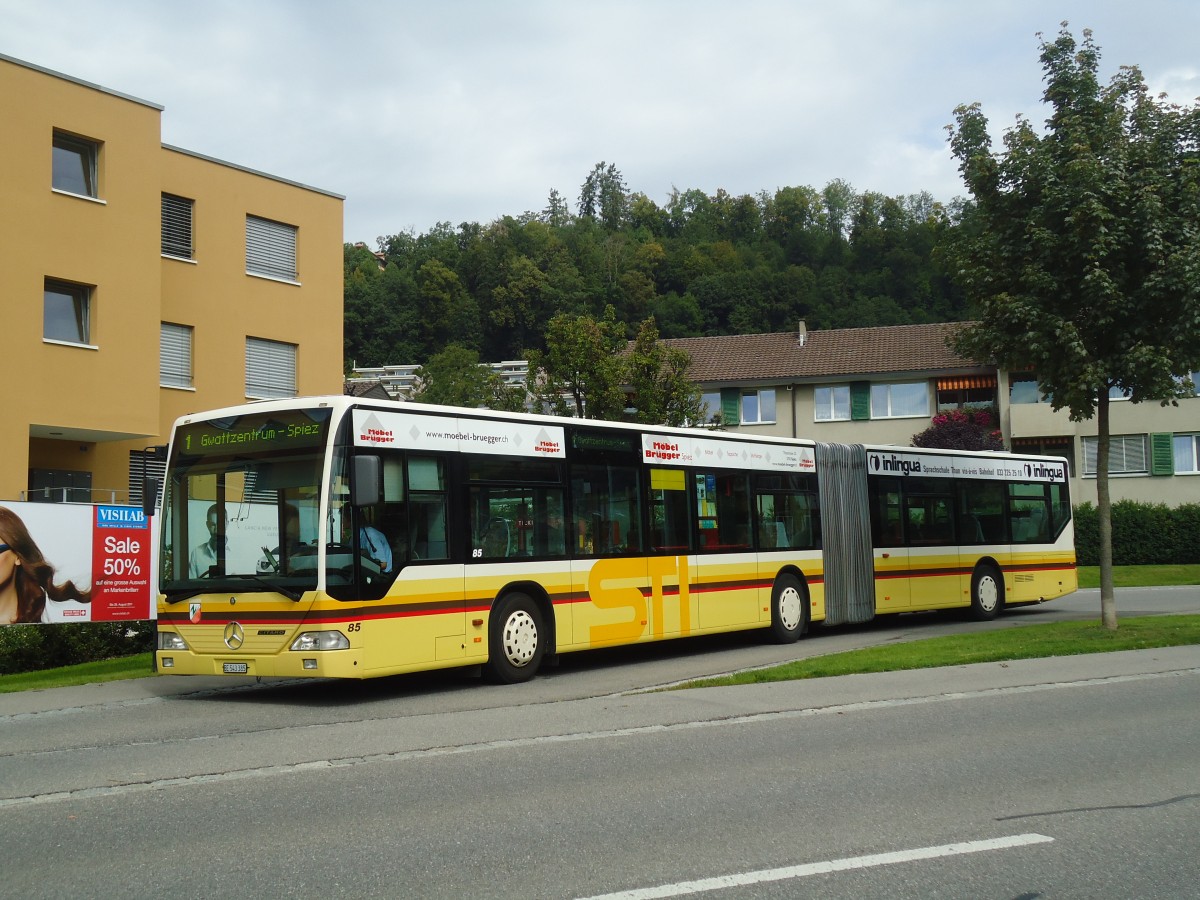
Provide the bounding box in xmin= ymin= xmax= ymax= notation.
xmin=1 ymin=586 xmax=1198 ymax=898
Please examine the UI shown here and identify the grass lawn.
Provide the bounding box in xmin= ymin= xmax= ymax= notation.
xmin=0 ymin=653 xmax=154 ymax=694
xmin=681 ymin=615 xmax=1200 ymax=688
xmin=1076 ymin=565 xmax=1200 ymax=588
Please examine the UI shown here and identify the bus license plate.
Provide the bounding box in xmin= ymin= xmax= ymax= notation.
xmin=223 ymin=662 xmax=249 ymax=674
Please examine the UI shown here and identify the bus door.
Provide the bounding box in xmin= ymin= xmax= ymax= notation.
xmin=692 ymin=470 xmax=758 ymax=629
xmin=643 ymin=467 xmax=696 ymax=639
xmin=958 ymin=479 xmax=1007 ymax=604
xmin=572 ymin=461 xmax=662 ymax=646
xmin=902 ymin=479 xmax=959 ymax=609
xmin=870 ymin=476 xmax=910 ymax=612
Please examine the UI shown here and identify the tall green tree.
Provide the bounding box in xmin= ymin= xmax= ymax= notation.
xmin=947 ymin=25 xmax=1200 ymax=629
xmin=624 ymin=318 xmax=705 ymax=427
xmin=411 ymin=344 xmax=527 ymax=411
xmin=579 ymin=162 xmax=629 ymax=230
xmin=526 ymin=307 xmax=627 ymax=419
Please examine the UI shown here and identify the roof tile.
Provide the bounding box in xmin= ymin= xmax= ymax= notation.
xmin=659 ymin=322 xmax=983 ymax=383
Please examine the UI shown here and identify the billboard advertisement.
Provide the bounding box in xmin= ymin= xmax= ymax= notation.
xmin=0 ymin=502 xmax=155 ymax=626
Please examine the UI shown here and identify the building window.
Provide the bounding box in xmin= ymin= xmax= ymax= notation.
xmin=814 ymin=385 xmax=850 ymax=421
xmin=246 ymin=215 xmax=298 ymax=281
xmin=1174 ymin=434 xmax=1200 ymax=474
xmin=741 ymin=389 xmax=776 ymax=425
xmin=44 ymin=279 xmax=92 ymax=345
xmin=1009 ymin=373 xmax=1052 ymax=404
xmin=870 ymin=381 xmax=929 ymax=418
xmin=52 ymin=131 xmax=99 ymax=198
xmin=936 ymin=375 xmax=997 ymax=412
xmin=1082 ymin=434 xmax=1147 ymax=476
xmin=160 ymin=323 xmax=194 ymax=388
xmin=246 ymin=336 xmax=297 ymax=399
xmin=686 ymin=391 xmax=723 ymax=427
xmin=162 ymin=194 xmax=194 ymax=259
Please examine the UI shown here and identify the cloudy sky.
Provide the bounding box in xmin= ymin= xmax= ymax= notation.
xmin=4 ymin=1 xmax=1197 ymax=246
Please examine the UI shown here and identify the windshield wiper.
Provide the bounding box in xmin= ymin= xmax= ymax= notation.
xmin=163 ymin=588 xmax=207 ymax=605
xmin=163 ymin=574 xmax=303 ymax=603
xmin=224 ymin=573 xmax=304 ymax=601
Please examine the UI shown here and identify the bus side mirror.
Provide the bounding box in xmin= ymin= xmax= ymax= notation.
xmin=142 ymin=476 xmax=160 ymax=518
xmin=352 ymin=455 xmax=382 ymax=507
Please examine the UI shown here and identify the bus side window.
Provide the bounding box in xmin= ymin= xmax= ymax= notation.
xmin=870 ymin=477 xmax=904 ymax=546
xmin=1008 ymin=482 xmax=1051 ymax=543
xmin=409 ymin=456 xmax=448 ymax=560
xmin=754 ymin=474 xmax=819 ymax=551
xmin=959 ymin=479 xmax=1006 ymax=544
xmin=695 ymin=471 xmax=751 ymax=551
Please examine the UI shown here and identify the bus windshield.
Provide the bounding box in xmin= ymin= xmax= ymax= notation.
xmin=159 ymin=408 xmax=333 ymax=599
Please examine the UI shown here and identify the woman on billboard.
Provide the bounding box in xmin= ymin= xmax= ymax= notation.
xmin=0 ymin=506 xmax=92 ymax=624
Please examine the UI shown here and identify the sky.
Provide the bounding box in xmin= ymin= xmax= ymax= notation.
xmin=3 ymin=1 xmax=1198 ymax=247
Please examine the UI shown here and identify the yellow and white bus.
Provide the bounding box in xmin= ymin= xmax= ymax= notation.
xmin=153 ymin=396 xmax=1076 ymax=682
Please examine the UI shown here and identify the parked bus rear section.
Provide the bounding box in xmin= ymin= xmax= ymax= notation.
xmin=153 ymin=396 xmax=1075 ymax=682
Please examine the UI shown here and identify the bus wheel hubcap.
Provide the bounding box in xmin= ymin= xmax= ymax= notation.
xmin=779 ymin=586 xmax=802 ymax=631
xmin=978 ymin=576 xmax=998 ymax=612
xmin=503 ymin=611 xmax=538 ymax=667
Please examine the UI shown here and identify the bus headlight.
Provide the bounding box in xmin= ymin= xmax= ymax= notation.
xmin=158 ymin=631 xmax=189 ymax=651
xmin=290 ymin=631 xmax=350 ymax=652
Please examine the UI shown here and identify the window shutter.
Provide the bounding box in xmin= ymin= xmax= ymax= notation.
xmin=850 ymin=381 xmax=871 ymax=420
xmin=245 ymin=337 xmax=297 ymax=399
xmin=720 ymin=389 xmax=740 ymax=426
xmin=246 ymin=215 xmax=298 ymax=281
xmin=160 ymin=323 xmax=193 ymax=388
xmin=1150 ymin=433 xmax=1175 ymax=476
xmin=161 ymin=194 xmax=193 ymax=258
xmin=128 ymin=451 xmax=166 ymax=506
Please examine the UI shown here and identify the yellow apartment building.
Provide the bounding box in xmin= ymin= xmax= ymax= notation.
xmin=0 ymin=53 xmax=344 ymax=504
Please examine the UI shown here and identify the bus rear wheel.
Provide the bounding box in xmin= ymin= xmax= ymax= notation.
xmin=769 ymin=574 xmax=807 ymax=643
xmin=970 ymin=564 xmax=1004 ymax=621
xmin=486 ymin=592 xmax=546 ymax=683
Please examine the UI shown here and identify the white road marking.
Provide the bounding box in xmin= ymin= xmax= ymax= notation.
xmin=576 ymin=833 xmax=1055 ymax=899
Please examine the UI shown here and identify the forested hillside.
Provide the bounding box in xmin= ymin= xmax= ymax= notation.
xmin=344 ymin=162 xmax=967 ymax=368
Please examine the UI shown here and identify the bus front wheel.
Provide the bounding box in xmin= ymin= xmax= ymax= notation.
xmin=970 ymin=564 xmax=1004 ymax=621
xmin=769 ymin=574 xmax=808 ymax=643
xmin=486 ymin=592 xmax=546 ymax=683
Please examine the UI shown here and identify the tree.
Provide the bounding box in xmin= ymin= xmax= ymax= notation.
xmin=526 ymin=307 xmax=627 ymax=420
xmin=624 ymin=318 xmax=705 ymax=427
xmin=947 ymin=25 xmax=1200 ymax=629
xmin=578 ymin=162 xmax=629 ymax=230
xmin=411 ymin=344 xmax=527 ymax=411
xmin=415 ymin=258 xmax=481 ymax=356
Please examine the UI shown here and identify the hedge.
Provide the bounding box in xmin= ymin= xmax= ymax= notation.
xmin=0 ymin=622 xmax=154 ymax=677
xmin=1073 ymin=501 xmax=1200 ymax=567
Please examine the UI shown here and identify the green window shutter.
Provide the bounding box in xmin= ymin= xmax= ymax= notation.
xmin=850 ymin=382 xmax=871 ymax=421
xmin=1150 ymin=433 xmax=1175 ymax=476
xmin=720 ymin=389 xmax=741 ymax=425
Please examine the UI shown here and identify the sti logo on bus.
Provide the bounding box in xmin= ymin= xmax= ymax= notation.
xmin=871 ymin=453 xmax=922 ymax=475
xmin=1025 ymin=462 xmax=1063 ymax=482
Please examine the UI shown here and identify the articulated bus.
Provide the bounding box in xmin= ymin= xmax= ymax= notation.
xmin=153 ymin=396 xmax=1076 ymax=683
